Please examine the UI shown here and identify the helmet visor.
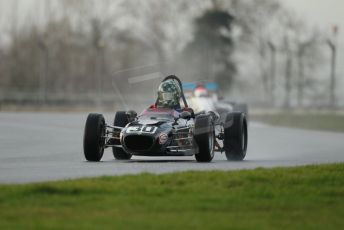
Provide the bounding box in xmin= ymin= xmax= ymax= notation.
xmin=160 ymin=92 xmax=174 ymax=101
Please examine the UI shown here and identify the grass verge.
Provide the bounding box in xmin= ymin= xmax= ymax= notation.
xmin=1 ymin=164 xmax=344 ymax=229
xmin=253 ymin=112 xmax=344 ymax=132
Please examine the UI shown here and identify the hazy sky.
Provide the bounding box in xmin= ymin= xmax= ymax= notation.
xmin=277 ymin=0 xmax=344 ymax=43
xmin=1 ymin=0 xmax=343 ymax=40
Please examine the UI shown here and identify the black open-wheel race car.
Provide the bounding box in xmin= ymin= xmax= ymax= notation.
xmin=83 ymin=75 xmax=248 ymax=162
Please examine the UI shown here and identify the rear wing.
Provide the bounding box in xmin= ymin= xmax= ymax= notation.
xmin=182 ymin=82 xmax=219 ymax=91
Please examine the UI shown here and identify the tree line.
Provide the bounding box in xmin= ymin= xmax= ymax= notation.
xmin=0 ymin=0 xmax=337 ymax=108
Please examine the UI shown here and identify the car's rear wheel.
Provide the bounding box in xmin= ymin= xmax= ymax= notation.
xmin=83 ymin=113 xmax=106 ymax=162
xmin=224 ymin=112 xmax=247 ymax=161
xmin=194 ymin=114 xmax=215 ymax=162
xmin=112 ymin=111 xmax=132 ymax=160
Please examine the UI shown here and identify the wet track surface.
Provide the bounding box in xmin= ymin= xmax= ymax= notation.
xmin=1 ymin=112 xmax=344 ymax=184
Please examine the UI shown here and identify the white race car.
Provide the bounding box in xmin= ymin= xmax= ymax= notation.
xmin=183 ymin=82 xmax=248 ymax=122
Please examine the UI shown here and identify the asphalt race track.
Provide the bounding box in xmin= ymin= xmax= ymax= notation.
xmin=1 ymin=112 xmax=344 ymax=184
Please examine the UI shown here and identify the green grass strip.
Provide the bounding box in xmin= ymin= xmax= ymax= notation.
xmin=253 ymin=113 xmax=344 ymax=132
xmin=1 ymin=164 xmax=344 ymax=229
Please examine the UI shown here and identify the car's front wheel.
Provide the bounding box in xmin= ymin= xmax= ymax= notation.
xmin=83 ymin=113 xmax=106 ymax=162
xmin=194 ymin=114 xmax=215 ymax=162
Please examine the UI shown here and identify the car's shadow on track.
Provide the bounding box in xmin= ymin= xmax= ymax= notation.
xmin=126 ymin=159 xmax=196 ymax=163
xmin=85 ymin=158 xmax=256 ymax=164
xmin=100 ymin=159 xmax=255 ymax=164
xmin=84 ymin=159 xmax=196 ymax=164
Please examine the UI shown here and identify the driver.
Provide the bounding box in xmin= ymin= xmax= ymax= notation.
xmin=156 ymin=79 xmax=182 ymax=110
xmin=194 ymin=85 xmax=209 ymax=98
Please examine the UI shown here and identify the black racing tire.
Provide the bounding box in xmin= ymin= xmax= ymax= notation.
xmin=194 ymin=114 xmax=215 ymax=162
xmin=224 ymin=112 xmax=248 ymax=161
xmin=83 ymin=113 xmax=106 ymax=162
xmin=112 ymin=111 xmax=132 ymax=160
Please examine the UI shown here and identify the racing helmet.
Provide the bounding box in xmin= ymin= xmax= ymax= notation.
xmin=157 ymin=79 xmax=182 ymax=108
xmin=194 ymin=87 xmax=209 ymax=97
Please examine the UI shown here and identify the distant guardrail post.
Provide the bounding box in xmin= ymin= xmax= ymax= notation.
xmin=327 ymin=25 xmax=339 ymax=109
